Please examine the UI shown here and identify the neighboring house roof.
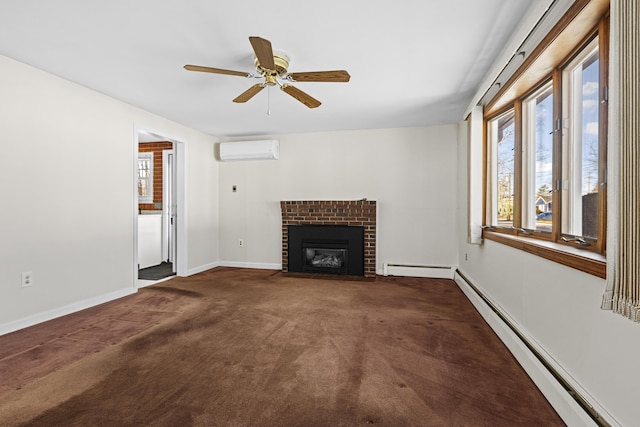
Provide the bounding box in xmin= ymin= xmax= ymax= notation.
xmin=536 ymin=196 xmax=551 ymax=204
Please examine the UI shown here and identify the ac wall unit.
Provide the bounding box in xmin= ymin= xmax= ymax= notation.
xmin=219 ymin=140 xmax=279 ymax=161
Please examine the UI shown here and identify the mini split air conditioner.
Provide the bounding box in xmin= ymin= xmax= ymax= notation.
xmin=219 ymin=140 xmax=279 ymax=161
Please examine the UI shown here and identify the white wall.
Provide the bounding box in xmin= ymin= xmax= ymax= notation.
xmin=0 ymin=54 xmax=219 ymax=332
xmin=218 ymin=126 xmax=458 ymax=271
xmin=456 ymin=121 xmax=640 ymax=427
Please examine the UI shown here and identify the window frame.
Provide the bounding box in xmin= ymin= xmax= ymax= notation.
xmin=559 ymin=35 xmax=607 ymax=253
xmin=521 ymin=80 xmax=555 ymax=233
xmin=486 ymin=108 xmax=517 ymax=228
xmin=482 ymin=12 xmax=609 ymax=279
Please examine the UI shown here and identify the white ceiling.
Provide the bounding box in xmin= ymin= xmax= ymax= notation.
xmin=0 ymin=1 xmax=537 ymax=138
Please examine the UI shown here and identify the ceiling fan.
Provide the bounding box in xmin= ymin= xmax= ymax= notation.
xmin=184 ymin=36 xmax=350 ymax=109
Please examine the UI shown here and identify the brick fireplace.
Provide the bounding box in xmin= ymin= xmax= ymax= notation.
xmin=280 ymin=200 xmax=376 ymax=278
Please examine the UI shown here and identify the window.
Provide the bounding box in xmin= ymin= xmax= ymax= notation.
xmin=522 ymin=82 xmax=554 ymax=233
xmin=138 ymin=153 xmax=153 ymax=203
xmin=561 ymin=38 xmax=601 ymax=241
xmin=487 ymin=110 xmax=516 ymax=228
xmin=483 ymin=13 xmax=608 ymax=277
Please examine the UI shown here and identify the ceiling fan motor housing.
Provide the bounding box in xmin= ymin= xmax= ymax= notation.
xmin=255 ymin=51 xmax=289 ymax=85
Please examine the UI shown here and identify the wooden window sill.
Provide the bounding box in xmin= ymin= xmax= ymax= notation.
xmin=483 ymin=231 xmax=606 ymax=279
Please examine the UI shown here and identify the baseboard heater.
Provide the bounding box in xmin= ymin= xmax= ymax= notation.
xmin=455 ymin=270 xmax=610 ymax=427
xmin=383 ymin=263 xmax=455 ymax=279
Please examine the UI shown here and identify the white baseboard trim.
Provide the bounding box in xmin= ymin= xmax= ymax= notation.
xmin=0 ymin=287 xmax=137 ymax=336
xmin=454 ymin=270 xmax=615 ymax=427
xmin=187 ymin=261 xmax=220 ymax=276
xmin=382 ymin=263 xmax=456 ymax=279
xmin=217 ymin=261 xmax=281 ymax=270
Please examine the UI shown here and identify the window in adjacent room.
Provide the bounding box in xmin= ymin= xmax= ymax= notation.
xmin=137 ymin=152 xmax=153 ymax=203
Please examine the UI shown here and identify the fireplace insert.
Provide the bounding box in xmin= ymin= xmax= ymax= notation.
xmin=288 ymin=225 xmax=364 ymax=276
xmin=303 ymin=244 xmax=348 ymax=274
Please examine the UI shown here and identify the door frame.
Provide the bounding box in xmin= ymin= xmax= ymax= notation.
xmin=162 ymin=148 xmax=176 ymax=269
xmin=134 ymin=126 xmax=188 ymax=288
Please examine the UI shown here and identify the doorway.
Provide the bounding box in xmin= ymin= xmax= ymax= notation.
xmin=135 ymin=129 xmax=186 ymax=287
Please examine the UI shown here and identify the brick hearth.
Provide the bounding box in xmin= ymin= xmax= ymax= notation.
xmin=280 ymin=200 xmax=376 ymax=278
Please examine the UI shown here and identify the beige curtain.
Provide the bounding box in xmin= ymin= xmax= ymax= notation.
xmin=601 ymin=0 xmax=640 ymax=321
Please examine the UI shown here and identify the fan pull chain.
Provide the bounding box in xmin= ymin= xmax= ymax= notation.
xmin=267 ymin=85 xmax=271 ymax=116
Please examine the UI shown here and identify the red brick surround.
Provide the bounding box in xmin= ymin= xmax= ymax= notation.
xmin=281 ymin=200 xmax=376 ymax=278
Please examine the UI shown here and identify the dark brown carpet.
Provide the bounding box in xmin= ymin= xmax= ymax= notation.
xmin=0 ymin=268 xmax=565 ymax=426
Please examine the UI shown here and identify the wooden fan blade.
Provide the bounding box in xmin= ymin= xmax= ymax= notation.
xmin=233 ymin=84 xmax=265 ymax=103
xmin=184 ymin=65 xmax=250 ymax=77
xmin=288 ymin=70 xmax=351 ymax=82
xmin=249 ymin=36 xmax=276 ymax=70
xmin=281 ymin=84 xmax=321 ymax=108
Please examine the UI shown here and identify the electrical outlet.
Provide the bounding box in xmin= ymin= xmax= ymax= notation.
xmin=239 ymin=239 xmax=244 ymax=247
xmin=21 ymin=271 xmax=33 ymax=288
xmin=465 ymin=253 xmax=468 ymax=261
